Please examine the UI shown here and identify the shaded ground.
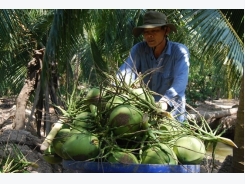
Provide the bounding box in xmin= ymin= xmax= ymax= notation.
xmin=0 ymin=97 xmax=239 ymax=173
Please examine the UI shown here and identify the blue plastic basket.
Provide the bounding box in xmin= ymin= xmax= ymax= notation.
xmin=62 ymin=160 xmax=200 ymax=173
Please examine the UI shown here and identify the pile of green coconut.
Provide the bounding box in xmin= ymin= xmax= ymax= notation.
xmin=41 ymin=81 xmax=237 ymax=166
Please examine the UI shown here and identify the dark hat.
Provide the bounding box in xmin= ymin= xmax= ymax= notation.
xmin=133 ymin=11 xmax=177 ymax=37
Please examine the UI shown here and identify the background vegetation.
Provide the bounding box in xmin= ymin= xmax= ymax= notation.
xmin=0 ymin=9 xmax=243 ymax=173
xmin=0 ymin=9 xmax=243 ymax=106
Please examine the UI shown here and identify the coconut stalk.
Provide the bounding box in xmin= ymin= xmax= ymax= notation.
xmin=40 ymin=120 xmax=64 ymax=151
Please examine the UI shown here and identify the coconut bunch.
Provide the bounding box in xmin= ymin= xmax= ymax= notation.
xmin=41 ymin=74 xmax=237 ymax=166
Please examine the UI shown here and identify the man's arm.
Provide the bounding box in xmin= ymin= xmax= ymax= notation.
xmin=159 ymin=45 xmax=190 ymax=109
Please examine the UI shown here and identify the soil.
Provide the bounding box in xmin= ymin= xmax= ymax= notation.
xmin=0 ymin=97 xmax=239 ymax=173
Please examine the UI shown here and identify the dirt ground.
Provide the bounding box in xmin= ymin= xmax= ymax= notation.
xmin=0 ymin=96 xmax=239 ymax=173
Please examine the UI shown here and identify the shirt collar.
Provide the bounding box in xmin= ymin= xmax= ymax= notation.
xmin=144 ymin=39 xmax=172 ymax=56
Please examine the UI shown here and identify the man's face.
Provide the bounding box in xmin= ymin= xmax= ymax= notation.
xmin=142 ymin=27 xmax=166 ymax=47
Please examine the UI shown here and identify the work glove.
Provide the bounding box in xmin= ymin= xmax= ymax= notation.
xmin=156 ymin=97 xmax=173 ymax=111
xmin=156 ymin=100 xmax=168 ymax=111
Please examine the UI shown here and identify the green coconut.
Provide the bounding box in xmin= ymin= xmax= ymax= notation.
xmin=70 ymin=126 xmax=89 ymax=135
xmin=72 ymin=111 xmax=94 ymax=129
xmin=158 ymin=123 xmax=180 ymax=143
xmin=84 ymin=87 xmax=105 ymax=105
xmin=130 ymin=88 xmax=155 ymax=105
xmin=107 ymin=150 xmax=139 ymax=164
xmin=141 ymin=143 xmax=178 ymax=165
xmin=108 ymin=104 xmax=143 ymax=138
xmin=43 ymin=144 xmax=62 ymax=164
xmin=52 ymin=128 xmax=74 ymax=158
xmin=62 ymin=133 xmax=100 ymax=161
xmin=173 ymin=135 xmax=206 ymax=164
xmin=105 ymin=95 xmax=128 ymax=110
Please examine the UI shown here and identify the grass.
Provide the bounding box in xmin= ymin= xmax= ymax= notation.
xmin=0 ymin=142 xmax=38 ymax=173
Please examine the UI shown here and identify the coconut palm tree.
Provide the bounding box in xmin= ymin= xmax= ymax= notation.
xmin=0 ymin=9 xmax=243 ymax=172
xmin=171 ymin=10 xmax=244 ymax=173
xmin=1 ymin=9 xmax=242 ymax=106
xmin=232 ymin=74 xmax=244 ymax=173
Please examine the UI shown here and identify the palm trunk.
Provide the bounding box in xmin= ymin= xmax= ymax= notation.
xmin=12 ymin=49 xmax=43 ymax=130
xmin=232 ymin=74 xmax=244 ymax=172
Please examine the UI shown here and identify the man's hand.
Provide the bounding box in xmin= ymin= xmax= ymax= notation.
xmin=160 ymin=101 xmax=168 ymax=110
xmin=157 ymin=97 xmax=171 ymax=111
xmin=156 ymin=101 xmax=168 ymax=111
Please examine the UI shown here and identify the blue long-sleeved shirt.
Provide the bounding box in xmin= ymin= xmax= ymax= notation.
xmin=117 ymin=40 xmax=190 ymax=122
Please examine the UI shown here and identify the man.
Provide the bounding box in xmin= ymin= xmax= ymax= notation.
xmin=117 ymin=10 xmax=190 ymax=122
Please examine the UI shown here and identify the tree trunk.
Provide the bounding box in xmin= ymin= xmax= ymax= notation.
xmin=12 ymin=49 xmax=44 ymax=130
xmin=187 ymin=107 xmax=238 ymax=122
xmin=232 ymin=74 xmax=244 ymax=172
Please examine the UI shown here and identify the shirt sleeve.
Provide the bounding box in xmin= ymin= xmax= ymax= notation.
xmin=162 ymin=44 xmax=190 ymax=104
xmin=117 ymin=45 xmax=140 ymax=85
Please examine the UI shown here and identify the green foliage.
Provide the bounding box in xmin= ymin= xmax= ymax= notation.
xmin=164 ymin=9 xmax=243 ymax=103
xmin=0 ymin=9 xmax=243 ymax=105
xmin=0 ymin=143 xmax=38 ymax=173
xmin=186 ymin=46 xmax=241 ymax=105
